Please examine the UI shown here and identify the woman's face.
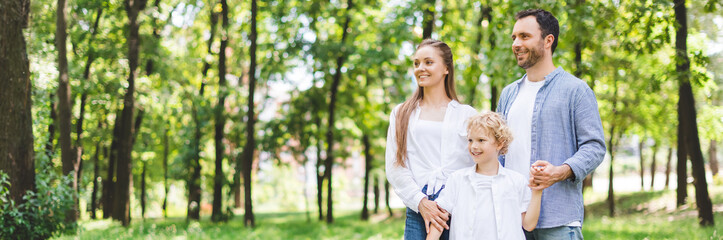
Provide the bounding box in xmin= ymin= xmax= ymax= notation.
xmin=413 ymin=46 xmax=448 ymax=89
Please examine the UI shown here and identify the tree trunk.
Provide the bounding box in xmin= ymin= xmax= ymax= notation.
xmin=188 ymin=100 xmax=203 ymax=221
xmin=234 ymin=154 xmax=242 ymax=208
xmin=675 ymin=0 xmax=714 ymax=226
xmin=710 ymin=140 xmax=718 ymax=176
xmin=385 ymin=179 xmax=393 ymax=216
xmin=140 ymin=161 xmax=147 ymax=219
xmin=91 ymin=140 xmax=101 ymax=219
xmin=56 ymin=0 xmax=79 ymax=222
xmin=46 ymin=93 xmax=57 ymax=160
xmin=650 ymin=143 xmax=658 ymax=190
xmin=103 ymin=112 xmax=121 ymax=219
xmin=162 ymin=122 xmax=169 ymax=218
xmin=233 ymin=126 xmax=243 ymax=209
xmin=481 ymin=4 xmax=499 ymax=111
xmin=75 ymin=92 xmax=87 ymax=191
xmin=114 ymin=0 xmax=146 ymax=226
xmin=188 ymin=0 xmax=217 ymax=221
xmin=679 ymin=81 xmax=714 ymax=226
xmin=361 ymin=134 xmax=371 ymax=220
xmin=607 ymin=127 xmax=616 ymax=217
xmin=301 ymin=152 xmax=311 ymax=222
xmin=75 ymin=9 xmax=102 ymax=209
xmin=582 ymin=174 xmax=593 ymax=191
xmin=373 ymin=176 xmax=380 ymax=214
xmin=467 ymin=3 xmax=486 ymax=108
xmin=676 ymin=131 xmax=688 ymax=206
xmin=0 ymin=0 xmax=35 ymax=205
xmin=665 ymin=147 xmax=673 ymax=189
xmin=240 ymin=0 xmax=258 ymax=227
xmin=607 ymin=77 xmax=619 ymax=217
xmin=324 ymin=0 xmax=354 ymax=224
xmin=421 ymin=0 xmax=435 ymax=39
xmin=315 ymin=114 xmax=324 ymax=221
xmin=638 ymin=138 xmax=645 ymax=191
xmin=211 ymin=0 xmax=230 ymax=222
xmin=145 ymin=0 xmax=161 ymax=76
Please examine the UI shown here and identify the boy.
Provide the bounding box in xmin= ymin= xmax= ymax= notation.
xmin=427 ymin=111 xmax=547 ymax=239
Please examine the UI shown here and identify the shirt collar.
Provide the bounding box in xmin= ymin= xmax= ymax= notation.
xmin=516 ymin=66 xmax=565 ymax=87
xmin=465 ymin=162 xmax=508 ymax=180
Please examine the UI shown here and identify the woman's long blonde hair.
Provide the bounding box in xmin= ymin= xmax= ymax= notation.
xmin=395 ymin=39 xmax=459 ymax=167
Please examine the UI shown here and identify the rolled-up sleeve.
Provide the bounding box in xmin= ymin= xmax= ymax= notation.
xmin=564 ymin=86 xmax=606 ymax=183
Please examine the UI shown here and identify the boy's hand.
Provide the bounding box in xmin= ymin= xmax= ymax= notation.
xmin=528 ymin=163 xmax=546 ymax=188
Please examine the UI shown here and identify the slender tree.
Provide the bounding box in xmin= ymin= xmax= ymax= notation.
xmin=240 ymin=0 xmax=258 ymax=227
xmin=113 ymin=0 xmax=147 ymax=226
xmin=650 ymin=142 xmax=659 ymax=189
xmin=90 ymin=134 xmax=102 ymax=219
xmin=162 ymin=122 xmax=169 ymax=218
xmin=674 ymin=0 xmax=714 ymax=226
xmin=103 ymin=111 xmax=121 ymax=219
xmin=361 ymin=134 xmax=371 ymax=220
xmin=665 ymin=147 xmax=673 ymax=189
xmin=421 ymin=0 xmax=435 ymax=39
xmin=56 ymin=0 xmax=78 ymax=222
xmin=211 ymin=0 xmax=230 ymax=222
xmin=638 ymin=137 xmax=645 ymax=190
xmin=188 ymin=0 xmax=218 ymax=221
xmin=607 ymin=76 xmax=620 ymax=217
xmin=46 ymin=93 xmax=57 ymax=160
xmin=482 ymin=2 xmax=499 ymax=110
xmin=323 ymin=0 xmax=354 ymax=223
xmin=710 ymin=140 xmax=719 ymax=176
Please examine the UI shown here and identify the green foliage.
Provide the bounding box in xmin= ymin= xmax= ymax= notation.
xmin=0 ymin=169 xmax=76 ymax=240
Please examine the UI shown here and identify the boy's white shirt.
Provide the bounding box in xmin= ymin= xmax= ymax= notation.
xmin=435 ymin=164 xmax=532 ymax=240
xmin=385 ymin=100 xmax=477 ymax=213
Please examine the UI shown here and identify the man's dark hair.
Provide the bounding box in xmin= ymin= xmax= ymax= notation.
xmin=516 ymin=9 xmax=559 ymax=54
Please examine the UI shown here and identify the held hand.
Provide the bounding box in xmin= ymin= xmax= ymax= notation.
xmin=418 ymin=198 xmax=450 ymax=233
xmin=529 ymin=160 xmax=572 ymax=191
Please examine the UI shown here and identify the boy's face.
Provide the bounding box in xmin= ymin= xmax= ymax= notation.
xmin=467 ymin=127 xmax=502 ymax=164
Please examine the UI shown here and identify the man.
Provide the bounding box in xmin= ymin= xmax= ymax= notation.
xmin=496 ymin=9 xmax=606 ymax=240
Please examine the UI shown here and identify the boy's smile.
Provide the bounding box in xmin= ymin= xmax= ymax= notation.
xmin=467 ymin=127 xmax=502 ymax=164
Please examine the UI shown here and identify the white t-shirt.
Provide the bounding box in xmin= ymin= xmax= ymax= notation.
xmin=413 ymin=119 xmax=443 ymax=167
xmin=470 ymin=173 xmax=497 ymax=239
xmin=505 ymin=77 xmax=545 ymax=180
xmin=436 ymin=164 xmax=531 ymax=240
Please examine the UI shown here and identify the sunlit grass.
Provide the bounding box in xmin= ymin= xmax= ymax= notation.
xmin=56 ymin=184 xmax=723 ymax=239
xmin=54 ymin=211 xmax=406 ymax=240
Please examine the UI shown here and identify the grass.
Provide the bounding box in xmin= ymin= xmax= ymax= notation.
xmin=56 ymin=185 xmax=723 ymax=239
xmin=54 ymin=211 xmax=405 ymax=240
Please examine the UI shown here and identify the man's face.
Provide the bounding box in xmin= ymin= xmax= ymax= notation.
xmin=511 ymin=16 xmax=546 ymax=69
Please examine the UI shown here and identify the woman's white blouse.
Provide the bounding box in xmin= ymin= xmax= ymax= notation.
xmin=385 ymin=100 xmax=477 ymax=213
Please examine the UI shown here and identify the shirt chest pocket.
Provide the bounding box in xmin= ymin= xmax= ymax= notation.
xmin=498 ymin=186 xmax=520 ymax=203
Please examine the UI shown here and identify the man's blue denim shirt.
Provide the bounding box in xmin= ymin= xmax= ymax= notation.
xmin=496 ymin=67 xmax=606 ymax=228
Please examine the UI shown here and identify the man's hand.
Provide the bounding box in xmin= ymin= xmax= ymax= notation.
xmin=418 ymin=198 xmax=449 ymax=233
xmin=529 ymin=160 xmax=573 ymax=191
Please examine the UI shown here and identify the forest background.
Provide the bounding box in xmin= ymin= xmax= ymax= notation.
xmin=1 ymin=0 xmax=723 ymax=239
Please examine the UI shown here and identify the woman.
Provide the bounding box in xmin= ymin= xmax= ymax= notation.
xmin=385 ymin=39 xmax=477 ymax=240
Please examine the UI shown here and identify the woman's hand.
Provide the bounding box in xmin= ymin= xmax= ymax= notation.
xmin=418 ymin=198 xmax=449 ymax=234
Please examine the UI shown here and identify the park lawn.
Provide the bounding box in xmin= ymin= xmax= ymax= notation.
xmin=54 ymin=211 xmax=405 ymax=240
xmin=56 ymin=186 xmax=723 ymax=240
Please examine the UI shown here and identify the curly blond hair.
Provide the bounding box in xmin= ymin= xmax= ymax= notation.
xmin=466 ymin=111 xmax=514 ymax=155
